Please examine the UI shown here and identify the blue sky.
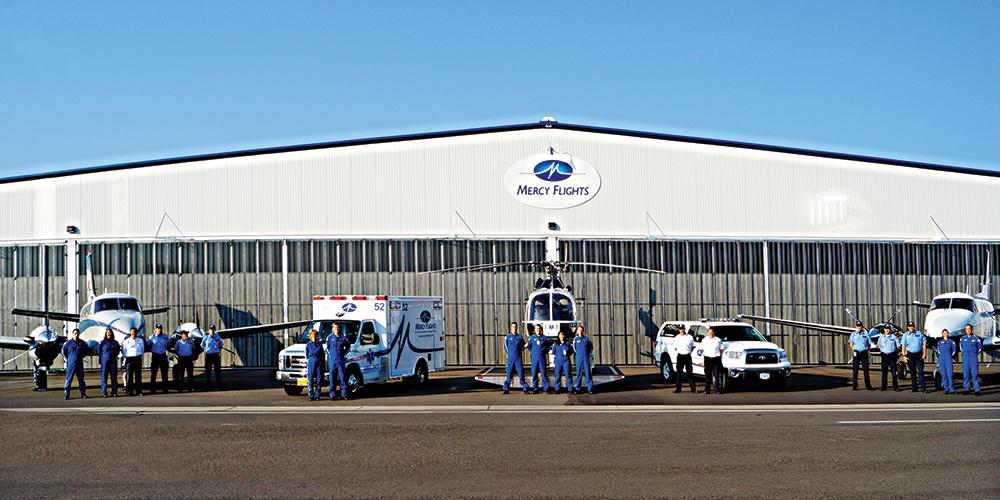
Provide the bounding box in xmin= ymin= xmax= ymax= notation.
xmin=1 ymin=1 xmax=997 ymax=178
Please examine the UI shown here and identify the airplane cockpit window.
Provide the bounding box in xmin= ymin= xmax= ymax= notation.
xmin=119 ymin=298 xmax=140 ymax=311
xmin=551 ymin=294 xmax=574 ymax=321
xmin=930 ymin=298 xmax=951 ymax=310
xmin=360 ymin=322 xmax=377 ymax=346
xmin=950 ymin=298 xmax=974 ymax=312
xmin=530 ymin=295 xmax=550 ymax=321
xmin=94 ymin=299 xmax=116 ymax=313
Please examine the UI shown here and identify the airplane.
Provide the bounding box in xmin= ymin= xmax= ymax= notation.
xmin=0 ymin=252 xmax=170 ymax=390
xmin=738 ymin=255 xmax=998 ymax=386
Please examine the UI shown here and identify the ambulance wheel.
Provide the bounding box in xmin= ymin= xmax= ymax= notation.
xmin=660 ymin=355 xmax=674 ymax=382
xmin=346 ymin=368 xmax=363 ymax=394
xmin=411 ymin=361 xmax=429 ymax=386
xmin=283 ymin=385 xmax=303 ymax=396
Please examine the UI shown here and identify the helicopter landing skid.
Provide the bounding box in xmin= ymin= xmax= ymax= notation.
xmin=474 ymin=365 xmax=625 ymax=389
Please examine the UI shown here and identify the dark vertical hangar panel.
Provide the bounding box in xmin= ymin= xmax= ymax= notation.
xmin=2 ymin=239 xmax=999 ymax=369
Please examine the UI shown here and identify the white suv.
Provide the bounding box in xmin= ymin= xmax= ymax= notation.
xmin=653 ymin=319 xmax=791 ymax=390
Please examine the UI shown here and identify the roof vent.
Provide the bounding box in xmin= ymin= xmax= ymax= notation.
xmin=541 ymin=117 xmax=557 ymax=127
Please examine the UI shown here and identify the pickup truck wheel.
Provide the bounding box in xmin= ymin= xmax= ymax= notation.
xmin=346 ymin=368 xmax=363 ymax=394
xmin=660 ymin=356 xmax=674 ymax=382
xmin=284 ymin=384 xmax=303 ymax=396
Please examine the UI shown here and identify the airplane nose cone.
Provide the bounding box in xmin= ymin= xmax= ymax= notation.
xmin=924 ymin=310 xmax=974 ymax=339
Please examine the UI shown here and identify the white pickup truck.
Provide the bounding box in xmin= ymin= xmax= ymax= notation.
xmin=653 ymin=319 xmax=791 ymax=390
xmin=276 ymin=295 xmax=446 ymax=396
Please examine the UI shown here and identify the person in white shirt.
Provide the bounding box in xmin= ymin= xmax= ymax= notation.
xmin=122 ymin=327 xmax=145 ymax=396
xmin=701 ymin=328 xmax=725 ymax=394
xmin=672 ymin=328 xmax=697 ymax=393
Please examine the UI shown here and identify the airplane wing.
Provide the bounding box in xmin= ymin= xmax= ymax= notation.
xmin=215 ymin=320 xmax=314 ymax=339
xmin=0 ymin=336 xmax=33 ymax=351
xmin=10 ymin=309 xmax=81 ymax=323
xmin=141 ymin=306 xmax=171 ymax=315
xmin=737 ymin=314 xmax=856 ymax=336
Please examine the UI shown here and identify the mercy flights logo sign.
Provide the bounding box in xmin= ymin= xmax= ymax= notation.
xmin=504 ymin=152 xmax=601 ymax=210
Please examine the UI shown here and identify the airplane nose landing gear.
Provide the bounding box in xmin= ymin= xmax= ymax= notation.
xmin=33 ymin=366 xmax=48 ymax=391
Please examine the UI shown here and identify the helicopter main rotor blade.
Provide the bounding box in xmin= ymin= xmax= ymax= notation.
xmin=563 ymin=262 xmax=666 ymax=274
xmin=418 ymin=262 xmax=543 ymax=274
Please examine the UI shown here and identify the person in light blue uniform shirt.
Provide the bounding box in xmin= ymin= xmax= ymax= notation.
xmin=901 ymin=321 xmax=927 ymax=393
xmin=527 ymin=324 xmax=552 ymax=394
xmin=97 ymin=328 xmax=121 ymax=397
xmin=502 ymin=322 xmax=528 ymax=395
xmin=173 ymin=330 xmax=196 ymax=392
xmin=61 ymin=328 xmax=89 ymax=400
xmin=305 ymin=329 xmax=325 ymax=401
xmin=326 ymin=323 xmax=351 ymax=401
xmin=146 ymin=324 xmax=171 ymax=394
xmin=876 ymin=325 xmax=901 ymax=392
xmin=202 ymin=325 xmax=224 ymax=391
xmin=936 ymin=329 xmax=957 ymax=395
xmin=848 ymin=322 xmax=873 ymax=391
xmin=572 ymin=325 xmax=594 ymax=394
xmin=959 ymin=324 xmax=982 ymax=396
xmin=550 ymin=331 xmax=575 ymax=394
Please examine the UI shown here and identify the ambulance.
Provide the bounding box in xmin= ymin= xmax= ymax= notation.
xmin=276 ymin=295 xmax=445 ymax=396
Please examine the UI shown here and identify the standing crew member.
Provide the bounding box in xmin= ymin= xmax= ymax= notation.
xmin=326 ymin=323 xmax=350 ymax=401
xmin=147 ymin=324 xmax=170 ymax=394
xmin=122 ymin=327 xmax=144 ymax=396
xmin=848 ymin=321 xmax=873 ymax=391
xmin=901 ymin=321 xmax=927 ymax=393
xmin=502 ymin=322 xmax=528 ymax=395
xmin=959 ymin=324 xmax=982 ymax=396
xmin=305 ymin=329 xmax=325 ymax=401
xmin=97 ymin=328 xmax=121 ymax=397
xmin=702 ymin=327 xmax=724 ymax=395
xmin=61 ymin=328 xmax=89 ymax=400
xmin=877 ymin=325 xmax=901 ymax=392
xmin=550 ymin=331 xmax=575 ymax=394
xmin=672 ymin=327 xmax=697 ymax=393
xmin=527 ymin=324 xmax=552 ymax=394
xmin=937 ymin=329 xmax=957 ymax=395
xmin=572 ymin=325 xmax=594 ymax=395
xmin=202 ymin=325 xmax=223 ymax=391
xmin=173 ymin=330 xmax=196 ymax=392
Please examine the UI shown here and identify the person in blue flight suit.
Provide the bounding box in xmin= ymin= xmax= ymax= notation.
xmin=173 ymin=330 xmax=196 ymax=392
xmin=901 ymin=321 xmax=927 ymax=393
xmin=61 ymin=328 xmax=89 ymax=400
xmin=848 ymin=321 xmax=874 ymax=391
xmin=936 ymin=329 xmax=957 ymax=395
xmin=572 ymin=325 xmax=594 ymax=395
xmin=326 ymin=323 xmax=351 ymax=401
xmin=97 ymin=328 xmax=121 ymax=398
xmin=305 ymin=329 xmax=325 ymax=401
xmin=551 ymin=330 xmax=575 ymax=394
xmin=959 ymin=324 xmax=982 ymax=396
xmin=502 ymin=322 xmax=529 ymax=395
xmin=527 ymin=324 xmax=552 ymax=394
xmin=202 ymin=325 xmax=224 ymax=391
xmin=876 ymin=325 xmax=901 ymax=392
xmin=146 ymin=324 xmax=171 ymax=394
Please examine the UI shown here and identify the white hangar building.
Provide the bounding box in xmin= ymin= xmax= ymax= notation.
xmin=1 ymin=120 xmax=998 ymax=369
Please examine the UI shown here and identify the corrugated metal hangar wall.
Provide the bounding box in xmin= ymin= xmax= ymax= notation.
xmin=1 ymin=238 xmax=996 ymax=369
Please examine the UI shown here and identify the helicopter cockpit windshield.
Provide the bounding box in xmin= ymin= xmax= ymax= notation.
xmin=527 ymin=292 xmax=575 ymax=323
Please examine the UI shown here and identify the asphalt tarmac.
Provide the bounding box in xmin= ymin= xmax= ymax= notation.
xmin=1 ymin=365 xmax=998 ymax=499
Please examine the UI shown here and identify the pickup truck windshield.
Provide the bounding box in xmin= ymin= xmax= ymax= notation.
xmin=713 ymin=325 xmax=767 ymax=343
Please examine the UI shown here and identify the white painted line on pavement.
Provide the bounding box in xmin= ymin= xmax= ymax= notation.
xmin=837 ymin=418 xmax=1000 ymax=425
xmin=2 ymin=402 xmax=998 ymax=415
